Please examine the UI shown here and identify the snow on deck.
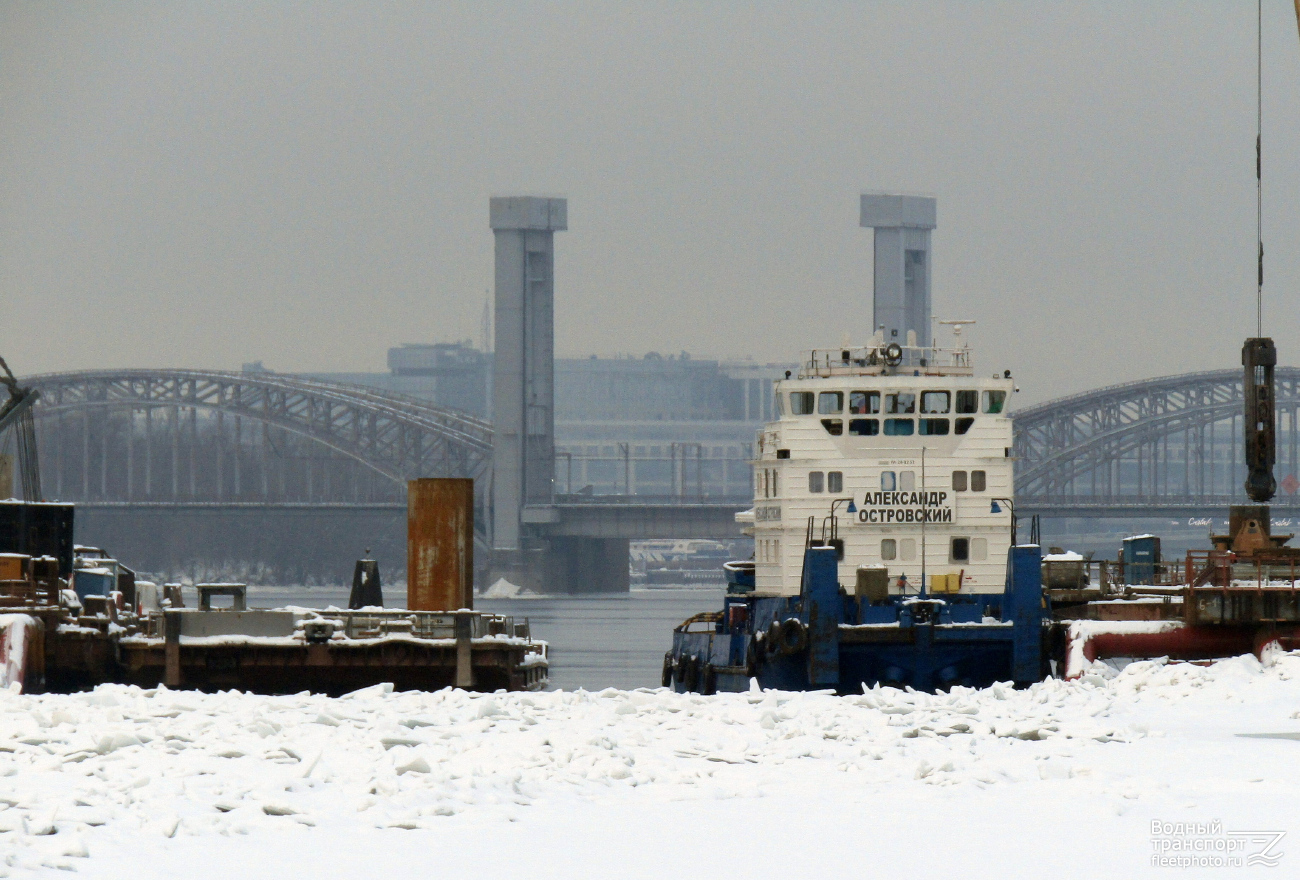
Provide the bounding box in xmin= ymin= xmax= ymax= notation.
xmin=1 ymin=654 xmax=1299 ymax=878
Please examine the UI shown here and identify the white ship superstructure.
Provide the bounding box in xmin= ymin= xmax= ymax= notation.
xmin=748 ymin=325 xmax=1014 ymax=597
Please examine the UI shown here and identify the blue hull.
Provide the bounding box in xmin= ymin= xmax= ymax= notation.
xmin=665 ymin=546 xmax=1045 ymax=694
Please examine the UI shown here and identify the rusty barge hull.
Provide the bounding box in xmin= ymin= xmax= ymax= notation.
xmin=12 ymin=604 xmax=548 ymax=695
xmin=112 ymin=638 xmax=546 ymax=695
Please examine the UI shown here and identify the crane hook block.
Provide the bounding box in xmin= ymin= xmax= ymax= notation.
xmin=1243 ymin=337 xmax=1277 ymax=503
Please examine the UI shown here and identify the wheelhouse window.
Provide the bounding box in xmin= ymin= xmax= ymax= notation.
xmin=775 ymin=393 xmax=785 ymax=416
xmin=952 ymin=470 xmax=968 ymax=492
xmin=886 ymin=392 xmax=916 ymax=414
xmin=955 ymin=417 xmax=974 ymax=435
xmin=827 ymin=471 xmax=843 ymax=493
xmin=821 ymin=419 xmax=843 ymax=436
xmin=955 ymin=390 xmax=978 ymax=414
xmin=789 ymin=392 xmax=814 ymax=415
xmin=983 ymin=390 xmax=1006 ymax=414
xmin=920 ymin=391 xmax=950 ymax=414
xmin=971 ymin=470 xmax=986 ymax=492
xmin=808 ymin=471 xmax=824 ymax=493
xmin=884 ymin=418 xmax=914 ymax=436
xmin=818 ymin=392 xmax=843 ymax=414
xmin=951 ymin=537 xmax=970 ymax=563
xmin=881 ymin=539 xmax=897 ymax=560
xmin=880 ymin=471 xmax=896 ymax=491
xmin=849 ymin=418 xmax=879 ymax=436
xmin=919 ymin=418 xmax=949 ymax=435
xmin=850 ymin=391 xmax=881 ymax=414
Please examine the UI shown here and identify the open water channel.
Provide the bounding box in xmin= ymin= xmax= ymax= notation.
xmin=247 ymin=585 xmax=721 ymax=691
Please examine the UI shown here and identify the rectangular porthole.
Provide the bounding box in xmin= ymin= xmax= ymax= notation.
xmin=952 ymin=470 xmax=967 ymax=492
xmin=920 ymin=391 xmax=950 ymax=413
xmin=881 ymin=471 xmax=896 ymax=491
xmin=951 ymin=537 xmax=970 ymax=563
xmin=850 ymin=391 xmax=881 ymax=414
xmin=827 ymin=471 xmax=843 ymax=493
xmin=886 ymin=393 xmax=916 ymax=414
xmin=790 ymin=392 xmax=814 ymax=415
xmin=900 ymin=538 xmax=916 ymax=561
xmin=818 ymin=392 xmax=843 ymax=414
xmin=899 ymin=470 xmax=915 ymax=491
xmin=971 ymin=538 xmax=988 ymax=561
xmin=971 ymin=470 xmax=986 ymax=491
xmin=808 ymin=471 xmax=824 ymax=493
xmin=881 ymin=539 xmax=897 ymax=561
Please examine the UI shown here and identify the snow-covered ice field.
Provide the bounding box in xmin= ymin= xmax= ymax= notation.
xmin=2 ymin=652 xmax=1299 ymax=879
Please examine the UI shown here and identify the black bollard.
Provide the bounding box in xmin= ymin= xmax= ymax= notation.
xmin=349 ymin=558 xmax=383 ymax=609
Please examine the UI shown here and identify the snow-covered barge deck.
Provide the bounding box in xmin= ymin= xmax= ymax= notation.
xmin=1 ymin=565 xmax=548 ymax=695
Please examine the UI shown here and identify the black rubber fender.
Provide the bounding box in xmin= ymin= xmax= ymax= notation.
xmin=674 ymin=652 xmax=690 ymax=685
xmin=701 ymin=663 xmax=717 ymax=696
xmin=778 ymin=618 xmax=808 ymax=655
xmin=662 ymin=652 xmax=674 ymax=688
xmin=745 ymin=637 xmax=760 ymax=677
xmin=766 ymin=619 xmax=782 ymax=653
xmin=683 ymin=654 xmax=700 ymax=691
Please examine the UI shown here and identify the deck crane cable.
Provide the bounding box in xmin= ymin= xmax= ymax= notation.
xmin=1240 ymin=2 xmax=1300 ymax=504
xmin=1255 ymin=0 xmax=1300 ymax=332
xmin=1257 ymin=0 xmax=1263 ymax=338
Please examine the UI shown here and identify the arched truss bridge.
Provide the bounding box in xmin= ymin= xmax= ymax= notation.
xmin=16 ymin=370 xmax=493 ymax=505
xmin=1013 ymin=367 xmax=1300 ymax=515
xmin=13 ymin=367 xmax=1300 ymax=519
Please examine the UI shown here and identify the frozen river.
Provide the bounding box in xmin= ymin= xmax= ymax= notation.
xmin=4 ymin=651 xmax=1298 ymax=878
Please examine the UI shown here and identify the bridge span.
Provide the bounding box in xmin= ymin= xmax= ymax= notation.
xmin=14 ymin=362 xmax=1300 ymax=589
xmin=15 ymin=363 xmax=1300 ymax=589
xmin=16 ymin=367 xmax=750 ymax=588
xmin=1014 ymin=367 xmax=1300 ymax=518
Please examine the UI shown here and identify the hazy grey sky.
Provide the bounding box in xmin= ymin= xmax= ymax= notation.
xmin=3 ymin=2 xmax=1298 ymax=405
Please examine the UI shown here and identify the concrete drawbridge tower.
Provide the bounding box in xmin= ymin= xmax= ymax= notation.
xmin=486 ymin=196 xmax=629 ymax=593
xmin=860 ymin=194 xmax=937 ymax=349
xmin=488 ymin=196 xmax=565 ymax=586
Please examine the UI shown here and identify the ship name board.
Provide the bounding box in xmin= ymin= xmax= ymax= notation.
xmin=856 ymin=491 xmax=953 ymax=524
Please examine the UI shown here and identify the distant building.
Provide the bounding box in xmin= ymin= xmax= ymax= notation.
xmin=554 ymin=353 xmax=785 ymax=499
xmin=557 ymin=353 xmax=742 ymax=422
xmin=263 ymin=344 xmax=789 ymax=500
xmin=296 ymin=342 xmax=491 ymax=418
